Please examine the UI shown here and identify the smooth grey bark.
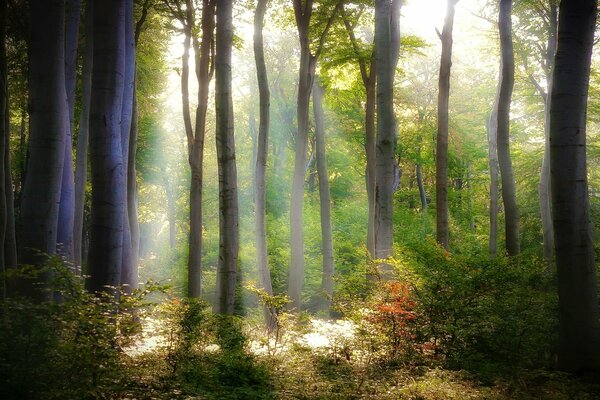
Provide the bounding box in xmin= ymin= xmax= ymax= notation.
xmin=497 ymin=0 xmax=519 ymax=256
xmin=288 ymin=0 xmax=339 ymax=310
xmin=341 ymin=5 xmax=376 ymax=257
xmin=539 ymin=3 xmax=557 ymax=263
xmin=56 ymin=0 xmax=80 ymax=263
xmin=374 ymin=0 xmax=396 ymax=260
xmin=19 ymin=0 xmax=67 ymax=298
xmin=87 ymin=0 xmax=126 ymax=294
xmin=214 ymin=0 xmax=238 ymax=315
xmin=487 ymin=102 xmax=499 ymax=257
xmin=253 ymin=0 xmax=276 ymax=330
xmin=550 ymin=0 xmax=600 ymax=372
xmin=312 ymin=79 xmax=334 ymax=312
xmin=435 ymin=0 xmax=458 ymax=250
xmin=120 ymin=0 xmax=136 ymax=293
xmin=74 ymin=0 xmax=93 ymax=271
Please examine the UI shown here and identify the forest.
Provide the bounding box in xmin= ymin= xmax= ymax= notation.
xmin=1 ymin=0 xmax=600 ymax=398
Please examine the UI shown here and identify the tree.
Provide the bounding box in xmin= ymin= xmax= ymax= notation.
xmin=120 ymin=0 xmax=136 ymax=292
xmin=288 ymin=0 xmax=340 ymax=310
xmin=435 ymin=0 xmax=458 ymax=250
xmin=341 ymin=4 xmax=376 ymax=257
xmin=253 ymin=0 xmax=276 ymax=328
xmin=374 ymin=0 xmax=400 ymax=260
xmin=0 ymin=0 xmax=7 ymax=293
xmin=487 ymin=95 xmax=499 ymax=256
xmin=550 ymin=0 xmax=600 ymax=372
xmin=496 ymin=0 xmax=519 ymax=256
xmin=163 ymin=0 xmax=215 ymax=298
xmin=312 ymin=78 xmax=334 ymax=311
xmin=19 ymin=0 xmax=67 ymax=298
xmin=214 ymin=0 xmax=237 ymax=315
xmin=74 ymin=0 xmax=93 ymax=271
xmin=56 ymin=0 xmax=80 ymax=263
xmin=87 ymin=0 xmax=127 ymax=294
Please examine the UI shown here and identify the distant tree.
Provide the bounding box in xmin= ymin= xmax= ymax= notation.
xmin=87 ymin=0 xmax=127 ymax=294
xmin=496 ymin=0 xmax=519 ymax=256
xmin=435 ymin=0 xmax=458 ymax=250
xmin=74 ymin=0 xmax=93 ymax=271
xmin=214 ymin=0 xmax=237 ymax=315
xmin=550 ymin=0 xmax=600 ymax=372
xmin=341 ymin=4 xmax=376 ymax=256
xmin=56 ymin=0 xmax=80 ymax=263
xmin=288 ymin=0 xmax=340 ymax=310
xmin=19 ymin=0 xmax=67 ymax=298
xmin=312 ymin=78 xmax=334 ymax=311
xmin=253 ymin=0 xmax=276 ymax=329
xmin=162 ymin=0 xmax=215 ymax=298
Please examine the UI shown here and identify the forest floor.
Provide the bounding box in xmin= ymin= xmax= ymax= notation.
xmin=120 ymin=316 xmax=600 ymax=400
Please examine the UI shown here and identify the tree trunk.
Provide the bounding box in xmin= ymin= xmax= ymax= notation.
xmin=497 ymin=0 xmax=519 ymax=256
xmin=129 ymin=82 xmax=140 ymax=279
xmin=253 ymin=0 xmax=275 ymax=330
xmin=162 ymin=171 xmax=176 ymax=249
xmin=177 ymin=0 xmax=214 ymax=299
xmin=540 ymin=3 xmax=557 ymax=263
xmin=288 ymin=0 xmax=314 ymax=311
xmin=120 ymin=0 xmax=136 ymax=292
xmin=487 ymin=96 xmax=499 ymax=257
xmin=374 ymin=0 xmax=396 ymax=260
xmin=435 ymin=0 xmax=457 ymax=250
xmin=416 ymin=162 xmax=427 ymax=212
xmin=365 ymin=78 xmax=376 ymax=256
xmin=0 ymin=0 xmax=7 ymax=294
xmin=214 ymin=0 xmax=238 ymax=315
xmin=550 ymin=0 xmax=600 ymax=372
xmin=19 ymin=0 xmax=67 ymax=298
xmin=313 ymin=79 xmax=334 ymax=312
xmin=56 ymin=0 xmax=80 ymax=263
xmin=74 ymin=0 xmax=93 ymax=272
xmin=4 ymin=100 xmax=16 ymax=270
xmin=87 ymin=0 xmax=126 ymax=294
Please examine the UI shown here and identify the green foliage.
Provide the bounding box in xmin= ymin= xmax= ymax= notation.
xmin=159 ymin=298 xmax=274 ymax=399
xmin=0 ymin=258 xmax=158 ymax=400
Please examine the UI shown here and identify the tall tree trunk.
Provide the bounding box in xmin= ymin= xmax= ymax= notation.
xmin=253 ymin=0 xmax=275 ymax=329
xmin=120 ymin=0 xmax=136 ymax=292
xmin=497 ymin=0 xmax=519 ymax=256
xmin=487 ymin=97 xmax=499 ymax=257
xmin=87 ymin=0 xmax=126 ymax=294
xmin=0 ymin=0 xmax=7 ymax=294
xmin=56 ymin=0 xmax=80 ymax=263
xmin=435 ymin=0 xmax=458 ymax=250
xmin=4 ymin=100 xmax=16 ymax=270
xmin=214 ymin=0 xmax=238 ymax=315
xmin=74 ymin=0 xmax=93 ymax=272
xmin=550 ymin=0 xmax=600 ymax=372
xmin=313 ymin=79 xmax=334 ymax=312
xmin=540 ymin=3 xmax=557 ymax=263
xmin=288 ymin=2 xmax=313 ymax=310
xmin=177 ymin=0 xmax=214 ymax=299
xmin=341 ymin=5 xmax=376 ymax=257
xmin=19 ymin=0 xmax=67 ymax=298
xmin=374 ymin=0 xmax=396 ymax=260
